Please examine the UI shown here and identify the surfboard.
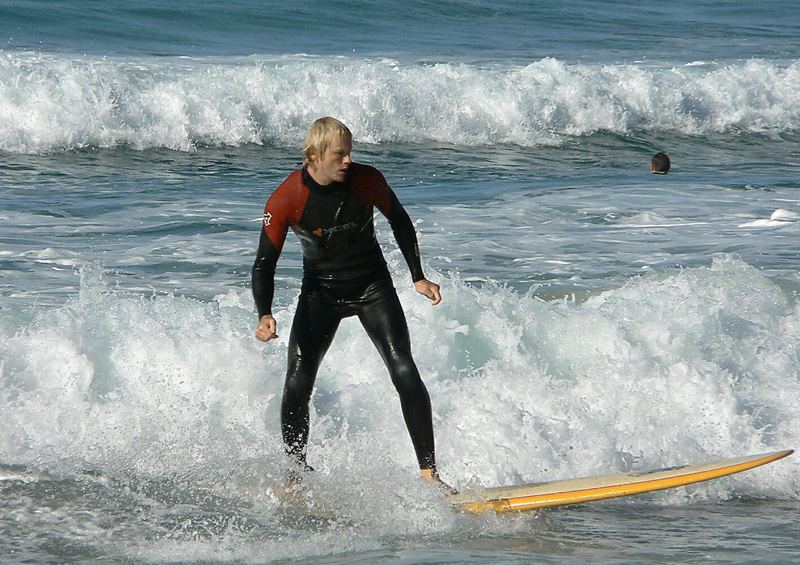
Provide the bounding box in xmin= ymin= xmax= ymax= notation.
xmin=450 ymin=449 xmax=793 ymax=514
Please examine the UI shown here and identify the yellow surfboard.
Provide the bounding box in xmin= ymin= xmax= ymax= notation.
xmin=451 ymin=449 xmax=793 ymax=513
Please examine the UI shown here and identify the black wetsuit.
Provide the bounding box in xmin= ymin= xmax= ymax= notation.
xmin=251 ymin=164 xmax=436 ymax=470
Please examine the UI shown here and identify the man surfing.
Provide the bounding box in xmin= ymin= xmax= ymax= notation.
xmin=252 ymin=117 xmax=454 ymax=493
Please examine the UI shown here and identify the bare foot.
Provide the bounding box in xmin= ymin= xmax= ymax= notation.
xmin=421 ymin=468 xmax=458 ymax=495
xmin=271 ymin=464 xmax=313 ymax=503
xmin=270 ymin=474 xmax=304 ymax=502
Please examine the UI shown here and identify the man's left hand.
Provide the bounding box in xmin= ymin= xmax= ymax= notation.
xmin=415 ymin=279 xmax=442 ymax=305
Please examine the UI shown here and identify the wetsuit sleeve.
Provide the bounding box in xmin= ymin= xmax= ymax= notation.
xmin=371 ymin=172 xmax=425 ymax=282
xmin=251 ymin=187 xmax=291 ymax=317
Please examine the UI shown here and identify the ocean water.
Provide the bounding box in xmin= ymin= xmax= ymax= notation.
xmin=2 ymin=1 xmax=800 ymax=563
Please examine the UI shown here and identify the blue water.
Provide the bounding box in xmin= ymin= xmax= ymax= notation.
xmin=1 ymin=2 xmax=800 ymax=563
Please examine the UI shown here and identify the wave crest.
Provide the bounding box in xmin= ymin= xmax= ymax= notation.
xmin=2 ymin=53 xmax=799 ymax=153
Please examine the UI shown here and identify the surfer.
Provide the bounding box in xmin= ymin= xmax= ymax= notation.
xmin=252 ymin=117 xmax=454 ymax=493
xmin=651 ymin=152 xmax=671 ymax=174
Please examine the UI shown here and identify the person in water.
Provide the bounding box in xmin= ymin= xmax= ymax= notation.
xmin=252 ymin=117 xmax=452 ymax=491
xmin=651 ymin=152 xmax=671 ymax=174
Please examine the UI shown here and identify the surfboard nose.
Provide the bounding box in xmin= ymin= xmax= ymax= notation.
xmin=451 ymin=449 xmax=795 ymax=514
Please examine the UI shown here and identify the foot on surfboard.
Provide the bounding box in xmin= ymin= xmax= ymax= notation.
xmin=421 ymin=468 xmax=458 ymax=496
xmin=271 ymin=475 xmax=306 ymax=503
xmin=271 ymin=461 xmax=315 ymax=502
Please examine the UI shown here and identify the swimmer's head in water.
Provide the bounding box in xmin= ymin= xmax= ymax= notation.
xmin=651 ymin=152 xmax=671 ymax=174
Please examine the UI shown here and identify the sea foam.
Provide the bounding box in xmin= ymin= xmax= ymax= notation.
xmin=0 ymin=257 xmax=797 ymax=504
xmin=2 ymin=53 xmax=799 ymax=153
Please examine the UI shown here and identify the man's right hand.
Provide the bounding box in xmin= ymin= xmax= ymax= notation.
xmin=255 ymin=314 xmax=278 ymax=342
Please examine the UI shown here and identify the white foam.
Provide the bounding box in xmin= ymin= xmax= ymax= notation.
xmin=737 ymin=218 xmax=794 ymax=229
xmin=738 ymin=207 xmax=800 ymax=228
xmin=1 ymin=53 xmax=799 ymax=153
xmin=1 ymin=258 xmax=797 ymax=506
xmin=770 ymin=208 xmax=800 ymax=221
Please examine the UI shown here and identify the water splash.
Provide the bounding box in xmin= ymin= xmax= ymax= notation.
xmin=2 ymin=53 xmax=799 ymax=153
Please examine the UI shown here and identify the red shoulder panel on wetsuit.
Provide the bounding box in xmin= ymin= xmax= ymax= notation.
xmin=262 ymin=169 xmax=309 ymax=252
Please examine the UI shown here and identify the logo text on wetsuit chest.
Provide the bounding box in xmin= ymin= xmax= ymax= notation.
xmin=312 ymin=222 xmax=358 ymax=238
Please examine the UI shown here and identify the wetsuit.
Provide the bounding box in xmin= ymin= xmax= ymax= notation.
xmin=251 ymin=163 xmax=436 ymax=470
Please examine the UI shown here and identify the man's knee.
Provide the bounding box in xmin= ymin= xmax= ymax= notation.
xmin=283 ymin=366 xmax=315 ymax=404
xmin=389 ymin=357 xmax=425 ymax=396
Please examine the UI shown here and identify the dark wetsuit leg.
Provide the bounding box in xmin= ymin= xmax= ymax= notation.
xmin=281 ymin=293 xmax=341 ymax=467
xmin=355 ymin=286 xmax=436 ymax=470
xmin=281 ymin=276 xmax=436 ymax=471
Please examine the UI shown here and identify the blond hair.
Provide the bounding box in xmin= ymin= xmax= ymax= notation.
xmin=302 ymin=117 xmax=353 ymax=166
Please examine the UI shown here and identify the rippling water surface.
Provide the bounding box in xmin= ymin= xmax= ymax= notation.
xmin=1 ymin=1 xmax=799 ymax=563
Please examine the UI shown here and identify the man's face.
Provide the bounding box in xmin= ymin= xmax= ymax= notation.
xmin=310 ymin=138 xmax=352 ymax=185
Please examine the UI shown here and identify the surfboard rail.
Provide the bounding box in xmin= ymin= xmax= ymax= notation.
xmin=451 ymin=449 xmax=794 ymax=514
